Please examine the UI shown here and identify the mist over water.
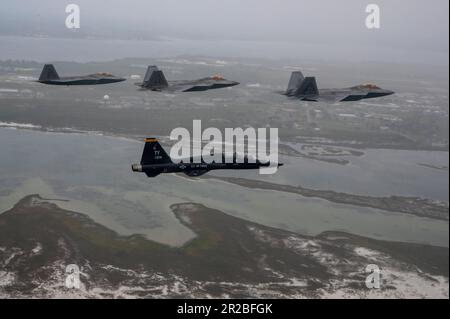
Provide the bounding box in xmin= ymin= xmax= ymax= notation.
xmin=0 ymin=0 xmax=448 ymax=65
xmin=1 ymin=35 xmax=448 ymax=66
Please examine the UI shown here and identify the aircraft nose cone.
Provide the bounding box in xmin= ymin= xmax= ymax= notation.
xmin=278 ymin=163 xmax=284 ymax=167
xmin=382 ymin=90 xmax=395 ymax=96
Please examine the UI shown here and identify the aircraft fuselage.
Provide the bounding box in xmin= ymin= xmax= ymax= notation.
xmin=132 ymin=160 xmax=278 ymax=177
xmin=38 ymin=76 xmax=126 ymax=86
xmin=300 ymin=87 xmax=395 ymax=102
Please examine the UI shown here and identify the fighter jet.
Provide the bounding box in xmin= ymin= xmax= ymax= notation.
xmin=131 ymin=138 xmax=282 ymax=177
xmin=135 ymin=65 xmax=239 ymax=92
xmin=283 ymin=71 xmax=394 ymax=102
xmin=37 ymin=64 xmax=126 ymax=85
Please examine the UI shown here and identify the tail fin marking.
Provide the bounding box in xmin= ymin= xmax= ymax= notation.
xmin=141 ymin=138 xmax=172 ymax=165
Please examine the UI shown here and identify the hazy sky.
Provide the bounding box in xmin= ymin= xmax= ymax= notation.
xmin=0 ymin=0 xmax=448 ymax=64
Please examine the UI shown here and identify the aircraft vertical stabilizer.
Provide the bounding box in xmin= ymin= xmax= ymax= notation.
xmin=39 ymin=64 xmax=60 ymax=81
xmin=286 ymin=71 xmax=305 ymax=96
xmin=142 ymin=66 xmax=168 ymax=89
xmin=295 ymin=77 xmax=318 ymax=96
xmin=141 ymin=138 xmax=172 ymax=165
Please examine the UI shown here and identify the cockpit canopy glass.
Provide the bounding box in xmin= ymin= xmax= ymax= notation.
xmin=211 ymin=74 xmax=225 ymax=81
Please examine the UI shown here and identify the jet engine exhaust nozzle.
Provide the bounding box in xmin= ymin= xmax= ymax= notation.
xmin=131 ymin=164 xmax=143 ymax=172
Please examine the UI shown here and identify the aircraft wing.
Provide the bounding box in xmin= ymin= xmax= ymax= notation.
xmin=313 ymin=94 xmax=349 ymax=103
xmin=167 ymin=79 xmax=212 ymax=92
xmin=184 ymin=170 xmax=210 ymax=177
xmin=174 ymin=84 xmax=212 ymax=92
xmin=312 ymin=93 xmax=365 ymax=103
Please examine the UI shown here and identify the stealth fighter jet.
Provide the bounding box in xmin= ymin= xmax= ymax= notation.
xmin=37 ymin=64 xmax=126 ymax=85
xmin=135 ymin=65 xmax=239 ymax=92
xmin=132 ymin=138 xmax=282 ymax=177
xmin=283 ymin=71 xmax=394 ymax=102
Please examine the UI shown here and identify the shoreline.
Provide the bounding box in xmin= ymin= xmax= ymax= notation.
xmin=0 ymin=195 xmax=448 ymax=298
xmin=1 ymin=124 xmax=449 ymax=223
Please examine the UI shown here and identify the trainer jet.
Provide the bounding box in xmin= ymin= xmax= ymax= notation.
xmin=283 ymin=71 xmax=394 ymax=102
xmin=131 ymin=138 xmax=282 ymax=177
xmin=37 ymin=64 xmax=126 ymax=85
xmin=135 ymin=65 xmax=239 ymax=92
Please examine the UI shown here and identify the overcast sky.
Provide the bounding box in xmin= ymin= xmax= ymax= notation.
xmin=1 ymin=0 xmax=448 ymax=64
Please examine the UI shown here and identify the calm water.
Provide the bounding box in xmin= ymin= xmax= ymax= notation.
xmin=212 ymin=148 xmax=449 ymax=201
xmin=0 ymin=128 xmax=448 ymax=247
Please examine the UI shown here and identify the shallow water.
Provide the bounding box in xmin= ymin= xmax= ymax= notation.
xmin=0 ymin=128 xmax=448 ymax=247
xmin=212 ymin=147 xmax=449 ymax=201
